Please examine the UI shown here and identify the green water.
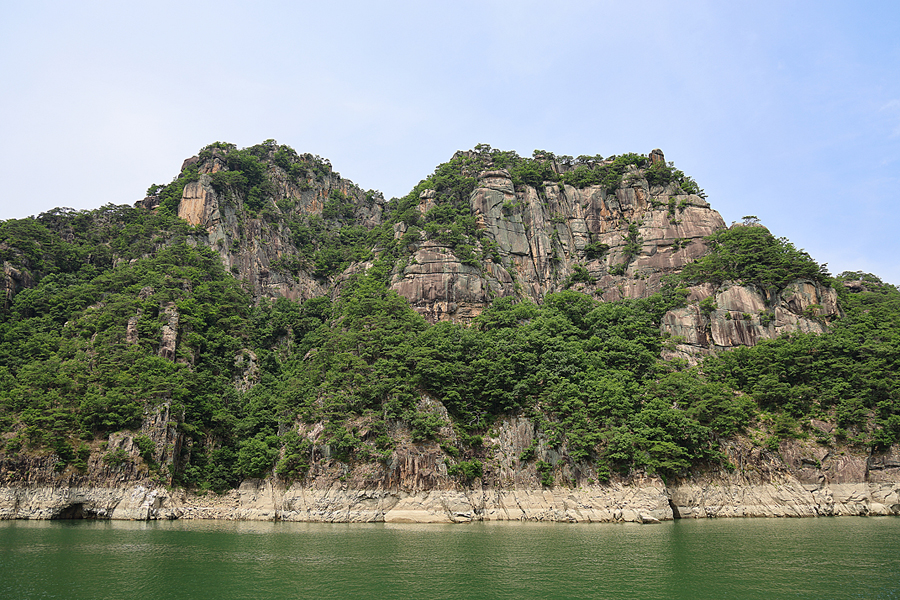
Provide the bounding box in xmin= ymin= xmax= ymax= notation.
xmin=1 ymin=517 xmax=898 ymax=599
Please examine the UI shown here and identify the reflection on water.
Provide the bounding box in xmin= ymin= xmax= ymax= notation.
xmin=1 ymin=517 xmax=899 ymax=600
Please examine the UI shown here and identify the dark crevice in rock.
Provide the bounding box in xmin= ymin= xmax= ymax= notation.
xmin=52 ymin=503 xmax=103 ymax=520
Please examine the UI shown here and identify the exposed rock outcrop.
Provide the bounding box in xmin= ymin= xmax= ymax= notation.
xmin=383 ymin=161 xmax=725 ymax=323
xmin=149 ymin=144 xmax=842 ymax=367
xmin=3 ymin=457 xmax=897 ymax=523
xmin=160 ymin=148 xmax=727 ymax=324
xmin=661 ymin=278 xmax=841 ymax=363
xmin=2 ymin=260 xmax=34 ymax=310
xmin=668 ymin=437 xmax=900 ymax=518
xmin=157 ymin=303 xmax=179 ymax=360
xmin=171 ymin=150 xmax=380 ymax=304
xmin=0 ymin=481 xmax=675 ymax=524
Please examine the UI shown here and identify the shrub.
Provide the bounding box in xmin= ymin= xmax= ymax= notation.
xmin=536 ymin=459 xmax=554 ymax=486
xmin=410 ymin=410 xmax=445 ymax=442
xmin=237 ymin=433 xmax=280 ymax=478
xmin=322 ymin=190 xmax=356 ymax=220
xmin=134 ymin=435 xmax=156 ymax=464
xmin=595 ymin=461 xmax=611 ymax=483
xmin=275 ymin=431 xmax=312 ymax=480
xmin=103 ymin=448 xmax=130 ymax=467
xmin=447 ymin=459 xmax=483 ymax=481
xmin=563 ymin=264 xmax=596 ymax=289
xmin=622 ymin=222 xmax=642 ymax=263
xmin=699 ymin=296 xmax=717 ymax=316
xmin=519 ymin=440 xmax=537 ymax=462
xmin=584 ymin=242 xmax=610 ymax=260
xmin=803 ymin=304 xmax=822 ymax=319
xmin=681 ymin=225 xmax=831 ymax=291
xmin=6 ymin=437 xmax=22 ymax=455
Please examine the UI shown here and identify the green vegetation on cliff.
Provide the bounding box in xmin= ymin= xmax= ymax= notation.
xmin=680 ymin=223 xmax=833 ymax=291
xmin=700 ymin=272 xmax=900 ymax=448
xmin=1 ymin=142 xmax=898 ymax=492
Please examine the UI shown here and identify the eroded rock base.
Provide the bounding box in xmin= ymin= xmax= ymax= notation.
xmin=3 ymin=480 xmax=898 ymax=523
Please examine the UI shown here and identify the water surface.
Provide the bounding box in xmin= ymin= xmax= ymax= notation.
xmin=1 ymin=517 xmax=898 ymax=599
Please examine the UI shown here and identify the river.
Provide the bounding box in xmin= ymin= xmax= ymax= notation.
xmin=1 ymin=517 xmax=898 ymax=599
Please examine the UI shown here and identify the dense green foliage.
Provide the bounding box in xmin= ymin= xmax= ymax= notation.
xmin=0 ymin=212 xmax=722 ymax=483
xmin=699 ymin=272 xmax=900 ymax=447
xmin=281 ymin=209 xmax=378 ymax=279
xmin=680 ymin=224 xmax=832 ymax=291
xmin=0 ymin=208 xmax=251 ymax=483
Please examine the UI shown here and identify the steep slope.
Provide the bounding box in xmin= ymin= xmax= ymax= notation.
xmin=2 ymin=141 xmax=898 ymax=523
xmin=152 ymin=140 xmax=383 ymax=302
xmin=155 ymin=142 xmax=833 ymax=352
xmin=391 ymin=152 xmax=723 ymax=321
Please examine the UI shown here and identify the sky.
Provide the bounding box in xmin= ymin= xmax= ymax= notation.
xmin=2 ymin=0 xmax=898 ymax=283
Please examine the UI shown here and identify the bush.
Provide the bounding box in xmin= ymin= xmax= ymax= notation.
xmin=609 ymin=263 xmax=626 ymax=276
xmin=563 ymin=264 xmax=596 ymax=289
xmin=447 ymin=459 xmax=483 ymax=481
xmin=322 ymin=190 xmax=356 ymax=220
xmin=699 ymin=296 xmax=717 ymax=316
xmin=410 ymin=410 xmax=445 ymax=442
xmin=584 ymin=242 xmax=610 ymax=260
xmin=237 ymin=433 xmax=280 ymax=478
xmin=275 ymin=431 xmax=312 ymax=480
xmin=519 ymin=440 xmax=537 ymax=462
xmin=681 ymin=225 xmax=831 ymax=291
xmin=622 ymin=222 xmax=642 ymax=263
xmin=5 ymin=437 xmax=22 ymax=455
xmin=134 ymin=435 xmax=156 ymax=464
xmin=536 ymin=459 xmax=554 ymax=486
xmin=103 ymin=448 xmax=130 ymax=467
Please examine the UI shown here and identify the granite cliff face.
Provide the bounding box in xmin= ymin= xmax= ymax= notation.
xmin=660 ymin=279 xmax=841 ymax=363
xmin=2 ymin=261 xmax=33 ymax=311
xmin=159 ymin=145 xmax=829 ymax=354
xmin=0 ymin=143 xmax=841 ymax=355
xmin=169 ymin=147 xmax=382 ymax=303
xmin=164 ymin=147 xmax=726 ymax=317
xmin=392 ymin=163 xmax=723 ymax=322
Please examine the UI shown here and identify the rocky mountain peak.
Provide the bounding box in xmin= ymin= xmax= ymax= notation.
xmin=130 ymin=141 xmax=837 ymax=356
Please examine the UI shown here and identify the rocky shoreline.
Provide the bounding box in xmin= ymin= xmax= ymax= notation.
xmin=2 ymin=477 xmax=898 ymax=524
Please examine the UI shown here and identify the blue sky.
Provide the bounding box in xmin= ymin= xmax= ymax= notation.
xmin=2 ymin=1 xmax=898 ymax=283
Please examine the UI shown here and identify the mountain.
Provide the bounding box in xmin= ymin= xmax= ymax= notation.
xmin=1 ymin=140 xmax=898 ymax=522
xmin=146 ymin=140 xmax=838 ymax=357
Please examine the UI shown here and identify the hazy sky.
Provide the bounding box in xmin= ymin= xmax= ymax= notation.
xmin=2 ymin=1 xmax=898 ymax=283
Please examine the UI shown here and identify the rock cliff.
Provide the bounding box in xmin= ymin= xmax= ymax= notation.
xmin=391 ymin=164 xmax=723 ymax=322
xmin=171 ymin=147 xmax=381 ymax=303
xmin=0 ymin=143 xmax=841 ymax=356
xmin=661 ymin=279 xmax=841 ymax=363
xmin=158 ymin=144 xmax=831 ymax=354
xmin=2 ymin=261 xmax=33 ymax=311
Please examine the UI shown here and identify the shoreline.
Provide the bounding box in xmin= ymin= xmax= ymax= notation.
xmin=2 ymin=478 xmax=899 ymax=524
